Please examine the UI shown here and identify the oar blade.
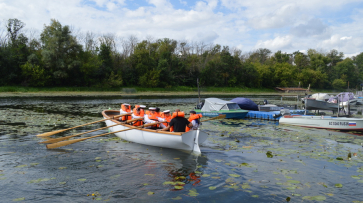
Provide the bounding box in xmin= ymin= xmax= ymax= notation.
xmin=202 ymin=114 xmax=226 ymax=122
xmin=37 ymin=129 xmax=66 ymax=137
xmin=40 ymin=136 xmax=70 ymax=144
xmin=46 ymin=138 xmax=87 ymax=149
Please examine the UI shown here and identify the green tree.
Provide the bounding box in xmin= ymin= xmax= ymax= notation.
xmin=40 ymin=19 xmax=82 ymax=85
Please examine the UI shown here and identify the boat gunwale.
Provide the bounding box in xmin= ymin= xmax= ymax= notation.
xmin=102 ymin=110 xmax=183 ymax=136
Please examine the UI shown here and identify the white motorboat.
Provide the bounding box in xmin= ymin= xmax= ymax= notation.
xmin=102 ymin=110 xmax=208 ymax=154
xmin=279 ymin=115 xmax=363 ymax=131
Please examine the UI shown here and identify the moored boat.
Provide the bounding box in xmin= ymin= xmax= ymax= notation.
xmin=102 ymin=110 xmax=208 ymax=154
xmin=279 ymin=115 xmax=363 ymax=131
xmin=194 ymin=98 xmax=248 ymax=119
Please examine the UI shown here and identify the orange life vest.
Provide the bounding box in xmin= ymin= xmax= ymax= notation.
xmin=170 ymin=112 xmax=185 ymax=132
xmin=160 ymin=113 xmax=172 ymax=128
xmin=147 ymin=111 xmax=159 ymax=128
xmin=121 ymin=104 xmax=131 ymax=121
xmin=132 ymin=105 xmax=145 ymax=126
xmin=186 ymin=114 xmax=202 ymax=132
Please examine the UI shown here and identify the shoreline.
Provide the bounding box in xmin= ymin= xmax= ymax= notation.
xmin=0 ymin=91 xmax=305 ymax=97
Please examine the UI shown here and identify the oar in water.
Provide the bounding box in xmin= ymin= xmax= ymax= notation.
xmin=201 ymin=114 xmax=226 ymax=122
xmin=39 ymin=118 xmax=143 ymax=144
xmin=46 ymin=122 xmax=163 ymax=149
xmin=36 ymin=113 xmax=132 ymax=137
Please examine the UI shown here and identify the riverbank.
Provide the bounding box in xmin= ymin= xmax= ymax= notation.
xmin=0 ymin=86 xmax=314 ymax=97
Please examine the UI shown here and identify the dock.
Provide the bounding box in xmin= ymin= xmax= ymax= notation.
xmin=246 ymin=110 xmax=307 ymax=121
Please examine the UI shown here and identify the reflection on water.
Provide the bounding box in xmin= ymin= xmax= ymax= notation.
xmin=0 ymin=96 xmax=363 ymax=202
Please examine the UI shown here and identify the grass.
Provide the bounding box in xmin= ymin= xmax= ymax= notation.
xmin=1 ymin=86 xmax=343 ymax=95
xmin=0 ymin=86 xmax=277 ymax=93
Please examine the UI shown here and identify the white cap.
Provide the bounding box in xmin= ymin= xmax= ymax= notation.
xmin=163 ymin=110 xmax=170 ymax=113
xmin=123 ymin=103 xmax=130 ymax=106
xmin=149 ymin=107 xmax=156 ymax=110
xmin=140 ymin=105 xmax=146 ymax=108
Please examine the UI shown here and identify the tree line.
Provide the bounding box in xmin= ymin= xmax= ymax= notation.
xmin=1 ymin=18 xmax=363 ymax=90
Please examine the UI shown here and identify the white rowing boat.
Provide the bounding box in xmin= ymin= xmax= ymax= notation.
xmin=102 ymin=110 xmax=208 ymax=154
xmin=279 ymin=115 xmax=363 ymax=131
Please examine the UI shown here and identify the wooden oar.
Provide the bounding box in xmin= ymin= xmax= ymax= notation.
xmin=201 ymin=114 xmax=226 ymax=122
xmin=36 ymin=113 xmax=132 ymax=137
xmin=46 ymin=122 xmax=162 ymax=149
xmin=39 ymin=118 xmax=143 ymax=144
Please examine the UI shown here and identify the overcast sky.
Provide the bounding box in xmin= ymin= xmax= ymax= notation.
xmin=1 ymin=0 xmax=362 ymax=57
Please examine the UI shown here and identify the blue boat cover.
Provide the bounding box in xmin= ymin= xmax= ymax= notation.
xmin=230 ymin=97 xmax=258 ymax=110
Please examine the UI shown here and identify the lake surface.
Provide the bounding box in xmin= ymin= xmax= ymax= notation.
xmin=1 ymin=95 xmax=363 ymax=202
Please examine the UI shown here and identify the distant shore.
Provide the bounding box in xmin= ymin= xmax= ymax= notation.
xmin=0 ymin=91 xmax=309 ymax=97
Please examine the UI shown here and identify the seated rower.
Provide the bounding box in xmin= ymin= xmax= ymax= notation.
xmin=144 ymin=107 xmax=159 ymax=129
xmin=159 ymin=110 xmax=172 ymax=129
xmin=120 ymin=103 xmax=131 ymax=121
xmin=186 ymin=110 xmax=202 ymax=131
xmin=159 ymin=109 xmax=192 ymax=132
xmin=132 ymin=105 xmax=146 ymax=126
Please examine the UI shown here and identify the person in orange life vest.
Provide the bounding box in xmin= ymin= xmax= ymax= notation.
xmin=144 ymin=107 xmax=159 ymax=129
xmin=159 ymin=109 xmax=192 ymax=132
xmin=186 ymin=110 xmax=203 ymax=131
xmin=132 ymin=105 xmax=146 ymax=126
xmin=159 ymin=110 xmax=172 ymax=128
xmin=120 ymin=103 xmax=131 ymax=121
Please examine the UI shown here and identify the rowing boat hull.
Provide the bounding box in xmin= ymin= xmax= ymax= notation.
xmin=279 ymin=115 xmax=363 ymax=131
xmin=102 ymin=110 xmax=208 ymax=154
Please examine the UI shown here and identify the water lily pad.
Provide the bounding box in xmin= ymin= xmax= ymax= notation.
xmin=351 ymin=175 xmax=360 ymax=179
xmin=335 ymin=183 xmax=343 ymax=188
xmin=188 ymin=189 xmax=199 ymax=197
xmin=59 ymin=182 xmax=66 ymax=185
xmin=78 ymin=179 xmax=87 ymax=182
xmin=163 ymin=181 xmax=176 ymax=185
xmin=172 ymin=196 xmax=182 ymax=200
xmin=209 ymin=186 xmax=217 ymax=190
xmin=252 ymin=195 xmax=259 ymax=198
xmin=284 ymin=176 xmax=292 ymax=179
xmin=174 ymin=186 xmax=184 ymax=190
xmin=202 ymin=174 xmax=210 ymax=177
xmin=211 ymin=177 xmax=220 ymax=179
xmin=148 ymin=191 xmax=154 ymax=195
xmin=144 ymin=174 xmax=155 ymax=176
xmin=58 ymin=167 xmax=67 ymax=170
xmin=229 ymin=174 xmax=240 ymax=178
xmin=15 ymin=165 xmax=27 ymax=168
xmin=12 ymin=197 xmax=25 ymax=201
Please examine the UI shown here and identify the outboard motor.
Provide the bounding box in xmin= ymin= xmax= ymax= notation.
xmin=273 ymin=108 xmax=291 ymax=118
xmin=195 ymin=102 xmax=204 ymax=110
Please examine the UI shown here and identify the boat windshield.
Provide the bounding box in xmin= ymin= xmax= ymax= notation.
xmin=227 ymin=103 xmax=241 ymax=110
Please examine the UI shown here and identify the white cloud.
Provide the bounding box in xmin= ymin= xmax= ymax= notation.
xmin=255 ymin=35 xmax=293 ymax=51
xmin=248 ymin=4 xmax=300 ymax=29
xmin=0 ymin=0 xmax=362 ymax=56
xmin=340 ymin=36 xmax=352 ymax=40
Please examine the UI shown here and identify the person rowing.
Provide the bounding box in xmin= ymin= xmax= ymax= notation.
xmin=159 ymin=109 xmax=192 ymax=132
xmin=186 ymin=110 xmax=202 ymax=131
xmin=120 ymin=103 xmax=131 ymax=121
xmin=159 ymin=110 xmax=172 ymax=129
xmin=144 ymin=107 xmax=159 ymax=129
xmin=132 ymin=105 xmax=146 ymax=126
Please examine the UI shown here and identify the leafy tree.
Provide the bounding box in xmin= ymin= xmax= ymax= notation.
xmin=40 ymin=19 xmax=82 ymax=85
xmin=332 ymin=78 xmax=346 ymax=90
